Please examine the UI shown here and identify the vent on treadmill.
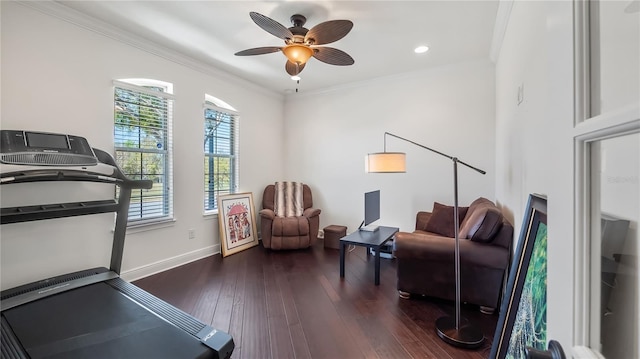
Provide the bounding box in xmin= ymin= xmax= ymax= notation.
xmin=0 ymin=153 xmax=97 ymax=166
xmin=0 ymin=268 xmax=107 ymax=300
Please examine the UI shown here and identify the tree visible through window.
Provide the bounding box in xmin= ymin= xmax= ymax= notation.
xmin=204 ymin=97 xmax=238 ymax=211
xmin=114 ymin=79 xmax=173 ymax=222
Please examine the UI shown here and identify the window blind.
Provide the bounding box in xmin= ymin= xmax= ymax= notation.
xmin=114 ymin=80 xmax=174 ymax=222
xmin=204 ymin=102 xmax=238 ymax=211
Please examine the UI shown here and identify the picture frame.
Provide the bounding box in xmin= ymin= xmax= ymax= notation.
xmin=217 ymin=192 xmax=258 ymax=257
xmin=490 ymin=193 xmax=548 ymax=359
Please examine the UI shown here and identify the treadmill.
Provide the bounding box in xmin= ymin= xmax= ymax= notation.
xmin=0 ymin=130 xmax=234 ymax=359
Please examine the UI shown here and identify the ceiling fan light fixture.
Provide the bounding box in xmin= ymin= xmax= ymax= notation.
xmin=282 ymin=44 xmax=314 ymax=65
xmin=291 ymin=75 xmax=301 ymax=81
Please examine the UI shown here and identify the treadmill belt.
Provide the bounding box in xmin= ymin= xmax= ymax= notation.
xmin=3 ymin=282 xmax=213 ymax=359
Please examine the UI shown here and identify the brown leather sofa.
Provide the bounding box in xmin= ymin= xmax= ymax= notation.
xmin=394 ymin=198 xmax=513 ymax=313
xmin=259 ymin=184 xmax=321 ymax=250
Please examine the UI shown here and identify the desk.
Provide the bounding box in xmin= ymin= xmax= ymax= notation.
xmin=339 ymin=226 xmax=399 ymax=285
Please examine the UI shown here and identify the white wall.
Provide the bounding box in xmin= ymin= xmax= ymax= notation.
xmin=283 ymin=60 xmax=496 ymax=233
xmin=0 ymin=2 xmax=284 ymax=289
xmin=494 ymin=0 xmax=575 ymax=350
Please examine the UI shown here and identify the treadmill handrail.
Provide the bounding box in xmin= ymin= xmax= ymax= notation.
xmin=1 ymin=168 xmax=122 ymax=185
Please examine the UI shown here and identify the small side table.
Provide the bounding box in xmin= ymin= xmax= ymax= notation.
xmin=323 ymin=225 xmax=347 ymax=249
xmin=339 ymin=226 xmax=399 ymax=285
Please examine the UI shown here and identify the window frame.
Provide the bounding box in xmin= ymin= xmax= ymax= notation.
xmin=113 ymin=79 xmax=174 ymax=225
xmin=203 ymin=96 xmax=239 ymax=214
xmin=573 ymin=0 xmax=640 ymax=356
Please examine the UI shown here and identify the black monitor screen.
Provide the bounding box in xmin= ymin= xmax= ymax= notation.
xmin=26 ymin=132 xmax=69 ymax=149
xmin=364 ymin=190 xmax=380 ymax=226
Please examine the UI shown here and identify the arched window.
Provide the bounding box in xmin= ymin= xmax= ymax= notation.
xmin=204 ymin=94 xmax=238 ymax=212
xmin=114 ymin=78 xmax=174 ymax=223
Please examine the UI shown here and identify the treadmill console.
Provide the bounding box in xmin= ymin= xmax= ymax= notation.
xmin=0 ymin=130 xmax=97 ymax=166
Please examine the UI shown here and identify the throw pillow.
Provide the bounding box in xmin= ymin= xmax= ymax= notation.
xmin=425 ymin=202 xmax=469 ymax=238
xmin=458 ymin=198 xmax=504 ymax=242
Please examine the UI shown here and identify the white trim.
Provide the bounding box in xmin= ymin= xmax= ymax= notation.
xmin=572 ymin=0 xmax=640 ymax=353
xmin=490 ymin=0 xmax=514 ymax=63
xmin=574 ymin=135 xmax=590 ymax=346
xmin=574 ymin=0 xmax=591 ymax=124
xmin=204 ymin=102 xmax=240 ymax=117
xmin=113 ymin=80 xmax=175 ymax=99
xmin=125 ymin=217 xmax=177 ymax=234
xmin=573 ymin=345 xmax=606 ymax=359
xmin=574 ymin=105 xmax=640 ymax=139
xmin=203 ymin=210 xmax=219 ymax=218
xmin=204 ymin=94 xmax=238 ymax=114
xmin=573 ymin=123 xmax=640 ymax=358
xmin=287 ymin=58 xmax=492 ymax=99
xmin=19 ymin=1 xmax=283 ymax=100
xmin=120 ymin=245 xmax=219 ymax=282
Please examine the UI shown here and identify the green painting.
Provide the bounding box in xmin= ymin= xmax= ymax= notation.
xmin=505 ymin=221 xmax=548 ymax=358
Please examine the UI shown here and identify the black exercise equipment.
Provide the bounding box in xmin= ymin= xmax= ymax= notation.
xmin=0 ymin=130 xmax=234 ymax=359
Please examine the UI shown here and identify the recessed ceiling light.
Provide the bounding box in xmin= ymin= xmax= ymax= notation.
xmin=291 ymin=75 xmax=301 ymax=81
xmin=414 ymin=45 xmax=429 ymax=54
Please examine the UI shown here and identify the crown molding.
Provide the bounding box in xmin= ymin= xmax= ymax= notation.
xmin=490 ymin=0 xmax=514 ymax=63
xmin=17 ymin=1 xmax=283 ymax=100
xmin=287 ymin=58 xmax=493 ymax=100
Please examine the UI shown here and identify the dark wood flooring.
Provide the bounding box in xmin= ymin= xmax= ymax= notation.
xmin=133 ymin=241 xmax=498 ymax=359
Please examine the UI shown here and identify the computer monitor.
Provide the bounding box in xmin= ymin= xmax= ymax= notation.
xmin=362 ymin=190 xmax=380 ymax=231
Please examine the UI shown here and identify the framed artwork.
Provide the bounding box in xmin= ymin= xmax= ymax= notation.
xmin=490 ymin=193 xmax=548 ymax=359
xmin=217 ymin=192 xmax=258 ymax=257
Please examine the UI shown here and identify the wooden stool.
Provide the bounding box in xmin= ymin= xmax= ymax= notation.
xmin=323 ymin=225 xmax=347 ymax=249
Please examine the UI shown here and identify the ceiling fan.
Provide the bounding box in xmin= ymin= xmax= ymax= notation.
xmin=235 ymin=12 xmax=354 ymax=76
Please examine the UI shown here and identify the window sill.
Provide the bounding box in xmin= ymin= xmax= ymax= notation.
xmin=203 ymin=210 xmax=218 ymax=219
xmin=125 ymin=218 xmax=177 ymax=234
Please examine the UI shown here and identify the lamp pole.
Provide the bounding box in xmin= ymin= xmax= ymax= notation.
xmin=372 ymin=132 xmax=485 ymax=348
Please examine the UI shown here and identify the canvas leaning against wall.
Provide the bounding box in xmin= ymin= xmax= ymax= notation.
xmin=217 ymin=193 xmax=258 ymax=257
xmin=490 ymin=193 xmax=548 ymax=359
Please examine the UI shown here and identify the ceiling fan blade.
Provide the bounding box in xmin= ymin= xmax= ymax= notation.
xmin=285 ymin=61 xmax=306 ymax=76
xmin=305 ymin=20 xmax=353 ymax=45
xmin=312 ymin=47 xmax=355 ymax=66
xmin=249 ymin=12 xmax=294 ymax=40
xmin=235 ymin=47 xmax=282 ymax=56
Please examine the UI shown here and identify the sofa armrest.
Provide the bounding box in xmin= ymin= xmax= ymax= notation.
xmin=415 ymin=211 xmax=432 ymax=231
xmin=395 ymin=231 xmax=451 ymax=259
xmin=395 ymin=231 xmax=510 ymax=270
xmin=259 ymin=208 xmax=275 ymax=220
xmin=303 ymin=207 xmax=321 ymax=218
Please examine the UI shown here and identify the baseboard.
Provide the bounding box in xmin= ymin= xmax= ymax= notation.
xmin=120 ymin=244 xmax=220 ymax=282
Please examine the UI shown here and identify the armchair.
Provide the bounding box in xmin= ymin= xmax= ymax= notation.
xmin=259 ymin=184 xmax=321 ymax=250
xmin=394 ymin=198 xmax=513 ymax=313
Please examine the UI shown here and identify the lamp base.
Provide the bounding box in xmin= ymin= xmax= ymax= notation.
xmin=435 ymin=316 xmax=484 ymax=349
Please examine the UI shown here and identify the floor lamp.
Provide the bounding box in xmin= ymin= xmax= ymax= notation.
xmin=366 ymin=132 xmax=485 ymax=348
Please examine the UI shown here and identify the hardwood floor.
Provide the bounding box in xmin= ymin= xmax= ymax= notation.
xmin=133 ymin=241 xmax=498 ymax=359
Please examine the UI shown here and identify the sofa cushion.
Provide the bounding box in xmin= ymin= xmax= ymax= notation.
xmin=459 ymin=198 xmax=504 ymax=243
xmin=425 ymin=202 xmax=469 ymax=238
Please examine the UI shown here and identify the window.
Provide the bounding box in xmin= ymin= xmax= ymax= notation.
xmin=204 ymin=95 xmax=238 ymax=212
xmin=574 ymin=1 xmax=640 ymax=357
xmin=114 ymin=79 xmax=174 ymax=223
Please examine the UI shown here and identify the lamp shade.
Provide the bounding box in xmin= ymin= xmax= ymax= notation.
xmin=282 ymin=44 xmax=314 ymax=65
xmin=365 ymin=152 xmax=406 ymax=173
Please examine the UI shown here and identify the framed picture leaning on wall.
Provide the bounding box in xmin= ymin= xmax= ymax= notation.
xmin=217 ymin=192 xmax=258 ymax=257
xmin=490 ymin=193 xmax=548 ymax=359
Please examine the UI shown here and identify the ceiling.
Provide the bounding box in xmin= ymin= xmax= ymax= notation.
xmin=55 ymin=1 xmax=500 ymax=94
